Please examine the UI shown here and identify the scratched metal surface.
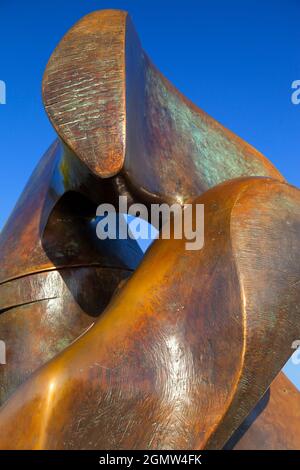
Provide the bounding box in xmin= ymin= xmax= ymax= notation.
xmin=0 ymin=178 xmax=299 ymax=449
xmin=43 ymin=10 xmax=284 ymax=206
xmin=0 ymin=267 xmax=131 ymax=406
xmin=228 ymin=372 xmax=300 ymax=450
xmin=0 ymin=10 xmax=298 ymax=450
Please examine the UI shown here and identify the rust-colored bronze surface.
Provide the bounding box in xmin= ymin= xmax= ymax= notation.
xmin=0 ymin=178 xmax=299 ymax=449
xmin=228 ymin=372 xmax=300 ymax=450
xmin=43 ymin=10 xmax=284 ymax=204
xmin=0 ymin=267 xmax=131 ymax=406
xmin=0 ymin=9 xmax=299 ymax=451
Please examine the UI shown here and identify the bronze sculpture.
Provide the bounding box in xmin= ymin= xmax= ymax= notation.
xmin=0 ymin=9 xmax=299 ymax=449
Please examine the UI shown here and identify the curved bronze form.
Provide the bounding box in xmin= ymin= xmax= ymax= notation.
xmin=0 ymin=9 xmax=299 ymax=450
xmin=42 ymin=10 xmax=283 ymax=203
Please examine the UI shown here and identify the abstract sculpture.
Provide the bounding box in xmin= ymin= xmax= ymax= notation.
xmin=0 ymin=10 xmax=299 ymax=449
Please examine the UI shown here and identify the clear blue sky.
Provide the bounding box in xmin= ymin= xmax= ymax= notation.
xmin=0 ymin=0 xmax=299 ymax=388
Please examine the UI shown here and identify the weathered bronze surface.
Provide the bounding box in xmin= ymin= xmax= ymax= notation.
xmin=0 ymin=9 xmax=299 ymax=450
xmin=229 ymin=372 xmax=300 ymax=450
xmin=43 ymin=10 xmax=284 ymax=203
